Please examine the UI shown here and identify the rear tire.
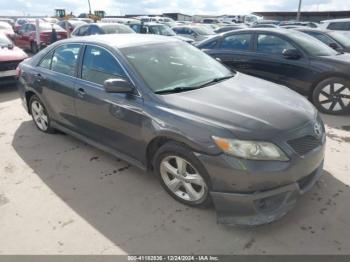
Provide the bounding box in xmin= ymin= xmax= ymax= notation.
xmin=29 ymin=95 xmax=55 ymax=133
xmin=153 ymin=142 xmax=211 ymax=207
xmin=312 ymin=77 xmax=350 ymax=115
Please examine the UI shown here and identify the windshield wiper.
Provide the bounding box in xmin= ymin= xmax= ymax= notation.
xmin=197 ymin=75 xmax=235 ymax=88
xmin=154 ymin=75 xmax=235 ymax=95
xmin=155 ymin=86 xmax=199 ymax=94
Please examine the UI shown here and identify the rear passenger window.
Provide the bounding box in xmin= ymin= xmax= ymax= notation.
xmin=257 ymin=34 xmax=294 ymax=54
xmin=327 ymin=22 xmax=349 ymax=30
xmin=77 ymin=25 xmax=89 ymax=36
xmin=307 ymin=32 xmax=336 ymax=46
xmin=89 ymin=25 xmax=100 ymax=35
xmin=201 ymin=40 xmax=217 ymax=49
xmin=219 ymin=34 xmax=251 ymax=50
xmin=51 ymin=44 xmax=81 ymax=76
xmin=82 ymin=46 xmax=126 ymax=85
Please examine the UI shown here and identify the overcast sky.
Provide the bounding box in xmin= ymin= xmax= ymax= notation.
xmin=1 ymin=0 xmax=350 ymax=16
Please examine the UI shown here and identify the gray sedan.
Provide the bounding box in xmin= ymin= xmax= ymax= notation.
xmin=17 ymin=34 xmax=325 ymax=225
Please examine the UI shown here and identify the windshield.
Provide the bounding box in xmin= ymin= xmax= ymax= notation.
xmin=101 ymin=24 xmax=134 ymax=34
xmin=149 ymin=25 xmax=176 ymax=36
xmin=288 ymin=30 xmax=338 ymax=56
xmin=121 ymin=41 xmax=232 ymax=93
xmin=0 ymin=33 xmax=11 ymax=46
xmin=194 ymin=26 xmax=215 ymax=35
xmin=328 ymin=31 xmax=350 ymax=48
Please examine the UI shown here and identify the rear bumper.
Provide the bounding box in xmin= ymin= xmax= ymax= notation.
xmin=210 ymin=161 xmax=323 ymax=226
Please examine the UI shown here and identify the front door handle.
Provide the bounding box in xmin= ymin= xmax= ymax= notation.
xmin=77 ymin=88 xmax=86 ymax=98
xmin=34 ymin=73 xmax=44 ymax=82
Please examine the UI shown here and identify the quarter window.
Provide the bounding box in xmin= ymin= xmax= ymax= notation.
xmin=51 ymin=44 xmax=81 ymax=76
xmin=38 ymin=52 xmax=53 ymax=69
xmin=82 ymin=46 xmax=126 ymax=85
xmin=257 ymin=34 xmax=294 ymax=54
xmin=327 ymin=22 xmax=350 ymax=31
xmin=219 ymin=34 xmax=251 ymax=50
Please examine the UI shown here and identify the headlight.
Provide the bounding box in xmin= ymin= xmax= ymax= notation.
xmin=212 ymin=136 xmax=289 ymax=161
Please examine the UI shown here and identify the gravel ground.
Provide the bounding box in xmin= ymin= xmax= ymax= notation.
xmin=0 ymin=85 xmax=350 ymax=255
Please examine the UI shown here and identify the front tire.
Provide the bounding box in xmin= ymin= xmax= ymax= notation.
xmin=312 ymin=77 xmax=350 ymax=115
xmin=29 ymin=95 xmax=55 ymax=133
xmin=153 ymin=142 xmax=211 ymax=207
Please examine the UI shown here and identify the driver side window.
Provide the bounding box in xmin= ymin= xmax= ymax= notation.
xmin=81 ymin=46 xmax=126 ymax=85
xmin=257 ymin=34 xmax=294 ymax=54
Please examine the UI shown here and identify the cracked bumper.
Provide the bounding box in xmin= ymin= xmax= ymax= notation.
xmin=210 ymin=161 xmax=323 ymax=226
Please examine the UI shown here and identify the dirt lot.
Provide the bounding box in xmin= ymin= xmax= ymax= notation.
xmin=0 ymin=85 xmax=350 ymax=255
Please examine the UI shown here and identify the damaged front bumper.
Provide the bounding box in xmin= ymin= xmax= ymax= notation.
xmin=211 ymin=161 xmax=323 ymax=226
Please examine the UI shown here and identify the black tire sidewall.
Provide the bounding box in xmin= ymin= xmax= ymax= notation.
xmin=29 ymin=95 xmax=54 ymax=133
xmin=153 ymin=141 xmax=212 ymax=207
xmin=313 ymin=77 xmax=350 ymax=115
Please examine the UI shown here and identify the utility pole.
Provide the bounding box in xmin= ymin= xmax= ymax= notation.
xmin=297 ymin=0 xmax=302 ymax=21
xmin=88 ymin=0 xmax=92 ymax=15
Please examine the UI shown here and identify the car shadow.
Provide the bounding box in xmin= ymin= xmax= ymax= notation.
xmin=0 ymin=84 xmax=19 ymax=103
xmin=11 ymin=120 xmax=350 ymax=254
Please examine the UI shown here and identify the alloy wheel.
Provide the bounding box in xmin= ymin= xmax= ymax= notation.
xmin=318 ymin=83 xmax=350 ymax=113
xmin=160 ymin=156 xmax=207 ymax=203
xmin=31 ymin=100 xmax=49 ymax=131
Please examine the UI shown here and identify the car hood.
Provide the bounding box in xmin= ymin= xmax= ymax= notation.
xmin=318 ymin=53 xmax=350 ymax=64
xmin=159 ymin=73 xmax=316 ymax=140
xmin=0 ymin=46 xmax=27 ymax=62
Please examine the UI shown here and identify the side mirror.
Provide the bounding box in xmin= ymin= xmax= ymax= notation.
xmin=17 ymin=30 xmax=23 ymax=35
xmin=282 ymin=48 xmax=302 ymax=59
xmin=329 ymin=43 xmax=338 ymax=49
xmin=103 ymin=78 xmax=134 ymax=93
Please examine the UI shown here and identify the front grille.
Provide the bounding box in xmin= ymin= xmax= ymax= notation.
xmin=0 ymin=60 xmax=21 ymax=72
xmin=287 ymin=135 xmax=321 ymax=156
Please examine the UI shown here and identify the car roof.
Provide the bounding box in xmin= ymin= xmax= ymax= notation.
xmin=321 ymin=18 xmax=350 ymax=23
xmin=58 ymin=34 xmax=177 ymax=49
xmin=221 ymin=28 xmax=292 ymax=36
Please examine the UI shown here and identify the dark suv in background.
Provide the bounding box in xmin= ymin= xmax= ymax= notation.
xmin=197 ymin=28 xmax=350 ymax=115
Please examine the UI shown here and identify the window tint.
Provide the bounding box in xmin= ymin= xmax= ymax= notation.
xmin=89 ymin=25 xmax=100 ymax=35
xmin=327 ymin=22 xmax=350 ymax=31
xmin=130 ymin=24 xmax=141 ymax=33
xmin=201 ymin=40 xmax=218 ymax=49
xmin=82 ymin=46 xmax=126 ymax=85
xmin=306 ymin=32 xmax=337 ymax=46
xmin=257 ymin=34 xmax=294 ymax=54
xmin=220 ymin=34 xmax=251 ymax=50
xmin=51 ymin=44 xmax=81 ymax=76
xmin=76 ymin=25 xmax=88 ymax=36
xmin=38 ymin=52 xmax=53 ymax=69
xmin=27 ymin=24 xmax=35 ymax=31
